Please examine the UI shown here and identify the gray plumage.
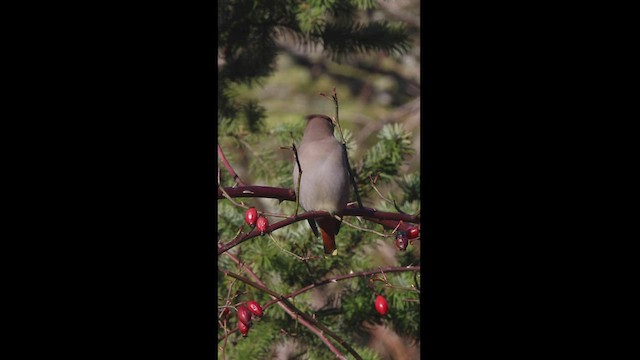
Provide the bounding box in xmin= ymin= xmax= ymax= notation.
xmin=293 ymin=114 xmax=350 ymax=254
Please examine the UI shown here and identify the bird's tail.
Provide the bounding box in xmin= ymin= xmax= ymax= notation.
xmin=316 ymin=217 xmax=338 ymax=255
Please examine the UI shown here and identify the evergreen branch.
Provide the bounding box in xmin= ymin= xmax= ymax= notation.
xmin=320 ymin=21 xmax=411 ymax=58
xmin=223 ymin=270 xmax=362 ymax=360
xmin=218 ymin=143 xmax=246 ymax=186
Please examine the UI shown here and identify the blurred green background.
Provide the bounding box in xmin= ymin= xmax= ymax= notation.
xmin=219 ymin=0 xmax=420 ymax=183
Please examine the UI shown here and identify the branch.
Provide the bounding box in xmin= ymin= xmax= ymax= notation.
xmin=217 ymin=185 xmax=296 ymax=201
xmin=221 ymin=253 xmax=344 ymax=357
xmin=266 ymin=265 xmax=421 ymax=306
xmin=222 ymin=253 xmax=360 ymax=360
xmin=217 ymin=144 xmax=246 ymax=186
xmin=217 ymin=207 xmax=420 ymax=255
xmin=223 ymin=271 xmax=359 ymax=359
xmin=217 ymin=186 xmax=419 ymax=222
xmin=218 ymin=211 xmax=331 ymax=255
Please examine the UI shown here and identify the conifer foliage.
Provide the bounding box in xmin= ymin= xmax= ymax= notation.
xmin=218 ymin=1 xmax=420 ymax=359
xmin=218 ymin=0 xmax=410 ymax=127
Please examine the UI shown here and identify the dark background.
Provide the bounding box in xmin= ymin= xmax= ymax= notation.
xmin=5 ymin=2 xmax=609 ymax=358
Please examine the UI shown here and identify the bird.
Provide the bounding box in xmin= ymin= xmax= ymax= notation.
xmin=293 ymin=114 xmax=351 ymax=255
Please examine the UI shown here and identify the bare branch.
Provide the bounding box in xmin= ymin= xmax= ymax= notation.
xmin=222 ymin=253 xmax=357 ymax=360
xmin=218 ymin=211 xmax=331 ymax=255
xmin=217 ymin=186 xmax=420 ymax=224
xmin=217 ymin=206 xmax=420 ymax=255
xmin=269 ymin=265 xmax=421 ymax=304
xmin=217 ymin=185 xmax=296 ymax=201
xmin=218 ymin=144 xmax=246 ymax=186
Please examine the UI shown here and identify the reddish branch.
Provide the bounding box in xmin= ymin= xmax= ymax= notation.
xmin=217 ymin=189 xmax=420 ymax=255
xmin=217 ymin=185 xmax=296 ymax=201
xmin=220 ymin=254 xmax=420 ymax=357
xmin=217 ymin=185 xmax=419 ymax=222
xmin=218 ymin=211 xmax=329 ymax=255
xmin=222 ymin=252 xmax=348 ymax=358
xmin=218 ymin=144 xmax=246 ymax=186
xmin=217 ymin=207 xmax=419 ymax=255
xmin=223 ymin=270 xmax=362 ymax=360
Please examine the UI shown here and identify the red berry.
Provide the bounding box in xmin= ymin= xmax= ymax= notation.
xmin=238 ymin=320 xmax=249 ymax=337
xmin=256 ymin=216 xmax=269 ymax=234
xmin=237 ymin=305 xmax=252 ymax=326
xmin=246 ymin=300 xmax=263 ymax=317
xmin=245 ymin=207 xmax=258 ymax=227
xmin=407 ymin=226 xmax=419 ymax=239
xmin=375 ymin=295 xmax=388 ymax=316
xmin=395 ymin=231 xmax=408 ymax=251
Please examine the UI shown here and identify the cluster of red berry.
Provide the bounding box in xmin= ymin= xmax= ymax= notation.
xmin=245 ymin=207 xmax=269 ymax=235
xmin=235 ymin=300 xmax=263 ymax=337
xmin=394 ymin=226 xmax=420 ymax=251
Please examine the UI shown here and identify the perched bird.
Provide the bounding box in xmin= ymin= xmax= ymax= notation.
xmin=293 ymin=114 xmax=350 ymax=255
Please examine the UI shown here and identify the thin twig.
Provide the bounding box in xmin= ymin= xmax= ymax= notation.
xmin=218 ymin=185 xmax=246 ymax=208
xmin=290 ymin=132 xmax=303 ymax=216
xmin=321 ymin=89 xmax=363 ymax=209
xmin=219 ymin=277 xmax=237 ymax=360
xmin=369 ymin=174 xmax=409 ymax=215
xmin=385 ymin=284 xmax=421 ymax=294
xmin=268 ymin=233 xmax=305 ymax=261
xmin=391 ymin=220 xmax=404 ymax=234
xmin=339 ymin=218 xmax=391 ymax=238
xmin=369 ymin=174 xmax=394 ymax=205
xmin=218 ymin=143 xmax=246 ymax=186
